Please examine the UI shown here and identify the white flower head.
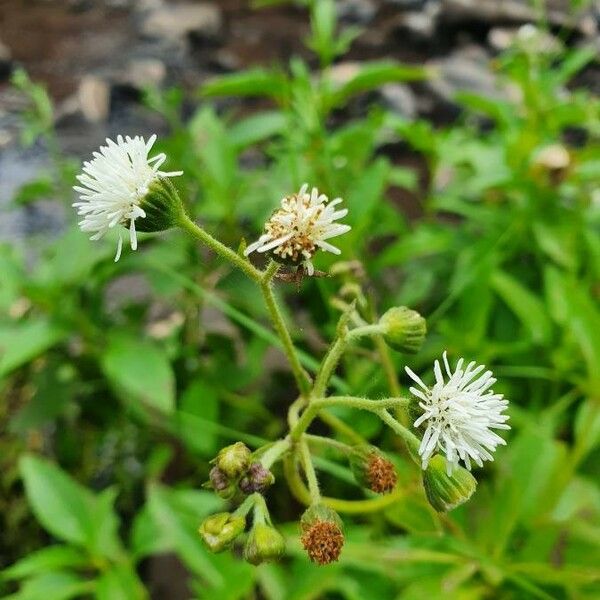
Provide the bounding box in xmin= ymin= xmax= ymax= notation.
xmin=406 ymin=352 xmax=510 ymax=475
xmin=244 ymin=184 xmax=351 ymax=275
xmin=73 ymin=134 xmax=183 ymax=261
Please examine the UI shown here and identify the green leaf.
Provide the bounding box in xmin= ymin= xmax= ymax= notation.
xmin=227 ymin=111 xmax=287 ymax=148
xmin=94 ymin=564 xmax=147 ymax=600
xmin=146 ymin=485 xmax=223 ymax=586
xmin=201 ymin=69 xmax=287 ymax=101
xmin=490 ymin=270 xmax=552 ymax=345
xmin=101 ymin=333 xmax=175 ymax=414
xmin=178 ymin=378 xmax=219 ymax=455
xmin=0 ymin=547 xmax=88 ymax=581
xmin=12 ymin=176 xmax=55 ymax=205
xmin=19 ymin=455 xmax=122 ymax=557
xmin=328 ymin=61 xmax=428 ymax=108
xmin=0 ymin=318 xmax=66 ymax=379
xmin=4 ymin=572 xmax=92 ymax=600
xmin=574 ymin=400 xmax=600 ymax=459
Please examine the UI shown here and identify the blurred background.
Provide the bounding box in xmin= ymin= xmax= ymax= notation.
xmin=1 ymin=1 xmax=599 ymax=599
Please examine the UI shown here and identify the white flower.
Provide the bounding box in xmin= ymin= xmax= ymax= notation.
xmin=244 ymin=184 xmax=351 ymax=275
xmin=73 ymin=134 xmax=182 ymax=261
xmin=406 ymin=352 xmax=510 ymax=475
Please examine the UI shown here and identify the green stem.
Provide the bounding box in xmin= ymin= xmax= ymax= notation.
xmin=260 ymin=270 xmax=312 ymax=397
xmin=258 ymin=438 xmax=291 ymax=469
xmin=178 ymin=213 xmax=262 ymax=282
xmin=349 ymin=324 xmax=385 ymax=339
xmin=283 ymin=454 xmax=406 ymax=514
xmin=313 ymin=337 xmax=347 ymax=397
xmin=299 ymin=439 xmax=321 ymax=503
xmin=233 ymin=494 xmax=259 ymax=518
xmin=305 ymin=434 xmax=352 ymax=454
xmin=291 ymin=397 xmax=410 ymax=441
xmin=252 ymin=494 xmax=271 ymax=526
xmin=376 ymin=409 xmax=421 ymax=458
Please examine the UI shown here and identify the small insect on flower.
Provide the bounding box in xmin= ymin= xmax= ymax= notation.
xmin=244 ymin=184 xmax=351 ymax=276
xmin=73 ymin=134 xmax=183 ymax=261
xmin=406 ymin=352 xmax=510 ymax=475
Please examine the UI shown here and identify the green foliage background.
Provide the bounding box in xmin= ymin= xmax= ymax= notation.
xmin=1 ymin=2 xmax=599 ymax=598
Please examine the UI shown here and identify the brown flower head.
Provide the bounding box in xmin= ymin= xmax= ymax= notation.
xmin=349 ymin=445 xmax=397 ymax=495
xmin=300 ymin=504 xmax=344 ymax=565
xmin=366 ymin=453 xmax=398 ymax=494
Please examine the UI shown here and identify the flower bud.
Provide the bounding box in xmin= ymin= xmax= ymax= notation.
xmin=422 ymin=455 xmax=477 ymax=512
xmin=199 ymin=512 xmax=246 ymax=553
xmin=213 ymin=442 xmax=252 ymax=479
xmin=300 ymin=504 xmax=344 ymax=565
xmin=349 ymin=445 xmax=397 ymax=494
xmin=135 ymin=177 xmax=185 ymax=233
xmin=207 ymin=466 xmax=236 ymax=500
xmin=239 ymin=462 xmax=275 ymax=495
xmin=243 ymin=523 xmax=286 ymax=565
xmin=379 ymin=307 xmax=427 ymax=354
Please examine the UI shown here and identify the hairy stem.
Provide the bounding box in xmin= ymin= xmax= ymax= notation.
xmin=258 ymin=437 xmax=291 ymax=469
xmin=305 ymin=434 xmax=352 ymax=454
xmin=260 ymin=269 xmax=312 ymax=397
xmin=299 ymin=439 xmax=321 ymax=503
xmin=178 ymin=213 xmax=262 ymax=282
xmin=284 ymin=456 xmax=407 ymax=514
xmin=291 ymin=396 xmax=410 ymax=441
xmin=376 ymin=409 xmax=421 ymax=458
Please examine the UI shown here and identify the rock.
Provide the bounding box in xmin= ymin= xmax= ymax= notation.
xmin=440 ymin=0 xmax=596 ymax=32
xmin=385 ymin=0 xmax=429 ymax=8
xmin=488 ymin=25 xmax=562 ymax=53
xmin=337 ymin=0 xmax=378 ymax=24
xmin=392 ymin=3 xmax=440 ymax=42
xmin=427 ymin=45 xmax=503 ymax=104
xmin=118 ymin=58 xmax=167 ymax=90
xmin=328 ymin=62 xmax=362 ymax=87
xmin=380 ymin=83 xmax=417 ymax=119
xmin=77 ymin=76 xmax=111 ymax=123
xmin=140 ymin=3 xmax=222 ymax=42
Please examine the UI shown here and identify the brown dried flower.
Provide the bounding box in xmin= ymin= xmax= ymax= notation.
xmin=300 ymin=504 xmax=345 ymax=565
xmin=349 ymin=444 xmax=397 ymax=494
xmin=301 ymin=520 xmax=344 ymax=565
xmin=366 ymin=453 xmax=398 ymax=494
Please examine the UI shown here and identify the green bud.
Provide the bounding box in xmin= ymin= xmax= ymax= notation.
xmin=379 ymin=306 xmax=427 ymax=354
xmin=349 ymin=445 xmax=397 ymax=494
xmin=199 ymin=512 xmax=246 ymax=553
xmin=422 ymin=455 xmax=477 ymax=512
xmin=243 ymin=523 xmax=286 ymax=565
xmin=135 ymin=177 xmax=185 ymax=233
xmin=213 ymin=442 xmax=252 ymax=479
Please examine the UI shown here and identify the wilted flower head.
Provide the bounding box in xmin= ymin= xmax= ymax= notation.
xmin=406 ymin=352 xmax=510 ymax=475
xmin=300 ymin=504 xmax=344 ymax=565
xmin=244 ymin=184 xmax=351 ymax=276
xmin=239 ymin=462 xmax=275 ymax=495
xmin=73 ymin=134 xmax=183 ymax=261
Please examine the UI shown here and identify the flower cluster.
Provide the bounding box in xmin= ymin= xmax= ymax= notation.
xmin=73 ymin=135 xmax=512 ymax=565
